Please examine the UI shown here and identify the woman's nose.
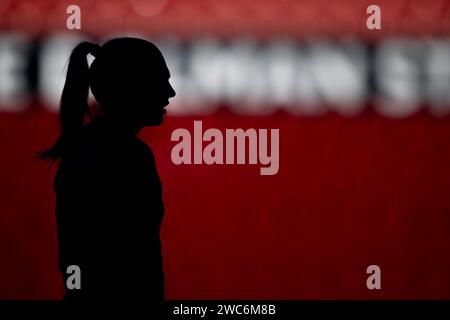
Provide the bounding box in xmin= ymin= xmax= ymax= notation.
xmin=168 ymin=83 xmax=176 ymax=98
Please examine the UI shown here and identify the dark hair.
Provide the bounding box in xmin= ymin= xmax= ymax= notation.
xmin=37 ymin=41 xmax=100 ymax=161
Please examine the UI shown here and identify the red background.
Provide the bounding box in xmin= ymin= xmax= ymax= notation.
xmin=1 ymin=108 xmax=450 ymax=299
xmin=1 ymin=0 xmax=450 ymax=299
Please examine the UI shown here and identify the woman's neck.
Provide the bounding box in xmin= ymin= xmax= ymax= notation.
xmin=94 ymin=114 xmax=142 ymax=138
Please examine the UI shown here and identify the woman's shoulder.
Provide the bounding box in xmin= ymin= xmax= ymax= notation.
xmin=134 ymin=137 xmax=154 ymax=154
xmin=133 ymin=137 xmax=157 ymax=164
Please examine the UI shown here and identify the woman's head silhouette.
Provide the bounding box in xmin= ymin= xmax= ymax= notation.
xmin=39 ymin=37 xmax=175 ymax=161
xmin=90 ymin=38 xmax=176 ymax=125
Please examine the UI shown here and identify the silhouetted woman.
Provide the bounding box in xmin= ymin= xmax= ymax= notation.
xmin=39 ymin=38 xmax=175 ymax=301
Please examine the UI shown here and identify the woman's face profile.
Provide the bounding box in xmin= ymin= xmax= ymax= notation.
xmin=116 ymin=53 xmax=175 ymax=126
xmin=91 ymin=38 xmax=176 ymax=127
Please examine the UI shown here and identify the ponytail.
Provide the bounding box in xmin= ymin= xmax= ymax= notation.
xmin=38 ymin=41 xmax=101 ymax=161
